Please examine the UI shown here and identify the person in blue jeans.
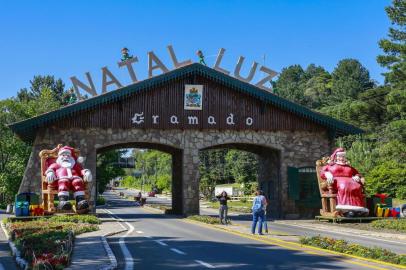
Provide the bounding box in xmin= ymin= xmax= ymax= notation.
xmin=251 ymin=190 xmax=267 ymax=235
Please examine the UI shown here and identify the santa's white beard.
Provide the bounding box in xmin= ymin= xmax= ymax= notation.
xmin=57 ymin=156 xmax=76 ymax=168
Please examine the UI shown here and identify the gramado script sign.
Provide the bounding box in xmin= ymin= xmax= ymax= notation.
xmin=70 ymin=45 xmax=279 ymax=100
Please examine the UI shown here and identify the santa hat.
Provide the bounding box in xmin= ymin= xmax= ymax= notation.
xmin=58 ymin=146 xmax=85 ymax=163
xmin=329 ymin=148 xmax=346 ymax=164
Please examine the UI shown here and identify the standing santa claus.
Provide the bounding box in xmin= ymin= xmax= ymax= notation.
xmin=45 ymin=146 xmax=92 ymax=211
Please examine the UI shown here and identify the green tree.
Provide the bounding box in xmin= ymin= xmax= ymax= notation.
xmin=199 ymin=149 xmax=229 ymax=198
xmin=96 ymin=150 xmax=126 ymax=194
xmin=225 ymin=150 xmax=258 ymax=184
xmin=377 ymin=0 xmax=406 ymax=121
xmin=17 ymin=75 xmax=75 ymax=105
xmin=331 ymin=59 xmax=375 ymax=101
xmin=274 ymin=65 xmax=307 ymax=106
xmin=133 ymin=149 xmax=172 ymax=192
xmin=377 ymin=0 xmax=406 ymax=89
xmin=303 ymin=65 xmax=332 ymax=109
xmin=0 ymin=84 xmax=62 ymax=204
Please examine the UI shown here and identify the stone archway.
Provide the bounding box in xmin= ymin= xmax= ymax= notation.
xmin=200 ymin=143 xmax=282 ymax=218
xmin=13 ymin=64 xmax=362 ymax=217
xmin=96 ymin=142 xmax=183 ymax=214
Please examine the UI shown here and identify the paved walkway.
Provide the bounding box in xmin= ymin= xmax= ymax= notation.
xmin=0 ymin=210 xmax=17 ymax=270
xmin=66 ymin=208 xmax=123 ymax=270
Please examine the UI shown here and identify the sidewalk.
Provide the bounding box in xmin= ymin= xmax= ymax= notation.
xmin=66 ymin=208 xmax=123 ymax=270
xmin=0 ymin=210 xmax=17 ymax=270
xmin=201 ymin=205 xmax=406 ymax=242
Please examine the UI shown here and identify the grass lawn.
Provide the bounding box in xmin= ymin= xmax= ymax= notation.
xmin=205 ymin=200 xmax=252 ymax=213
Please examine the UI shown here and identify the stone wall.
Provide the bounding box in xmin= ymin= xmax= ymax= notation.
xmin=19 ymin=127 xmax=331 ymax=217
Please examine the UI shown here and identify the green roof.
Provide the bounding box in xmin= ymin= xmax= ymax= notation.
xmin=9 ymin=63 xmax=363 ymax=142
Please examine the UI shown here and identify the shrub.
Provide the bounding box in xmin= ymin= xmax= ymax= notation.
xmin=366 ymin=161 xmax=406 ymax=199
xmin=5 ymin=217 xmax=99 ymax=269
xmin=370 ymin=219 xmax=406 ymax=232
xmin=96 ymin=195 xmax=106 ymax=206
xmin=187 ymin=215 xmax=231 ymax=225
xmin=48 ymin=214 xmax=100 ymax=224
xmin=300 ymin=236 xmax=406 ymax=266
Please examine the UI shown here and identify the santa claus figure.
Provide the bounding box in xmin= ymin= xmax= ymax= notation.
xmin=45 ymin=146 xmax=92 ymax=211
xmin=321 ymin=148 xmax=369 ymax=217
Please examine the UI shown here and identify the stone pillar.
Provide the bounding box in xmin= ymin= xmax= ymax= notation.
xmin=82 ymin=146 xmax=97 ymax=213
xmin=171 ymin=150 xmax=183 ymax=215
xmin=18 ymin=133 xmax=54 ymax=197
xmin=181 ymin=144 xmax=200 ymax=216
xmin=258 ymin=149 xmax=281 ymax=218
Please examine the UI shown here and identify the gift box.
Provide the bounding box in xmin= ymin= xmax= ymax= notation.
xmin=29 ymin=205 xmax=44 ymax=216
xmin=391 ymin=208 xmax=400 ymax=218
xmin=367 ymin=194 xmax=392 ymax=216
xmin=15 ymin=201 xmax=30 ymax=216
xmin=16 ymin=192 xmax=40 ymax=205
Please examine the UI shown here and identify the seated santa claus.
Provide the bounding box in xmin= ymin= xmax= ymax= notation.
xmin=45 ymin=146 xmax=92 ymax=211
xmin=321 ymin=148 xmax=369 ymax=217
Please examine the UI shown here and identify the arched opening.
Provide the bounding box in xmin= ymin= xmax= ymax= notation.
xmin=199 ymin=143 xmax=282 ymax=218
xmin=96 ymin=142 xmax=183 ymax=214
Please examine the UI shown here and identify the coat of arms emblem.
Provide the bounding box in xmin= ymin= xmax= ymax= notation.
xmin=184 ymin=85 xmax=203 ymax=110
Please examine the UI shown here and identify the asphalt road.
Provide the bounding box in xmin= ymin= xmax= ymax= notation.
xmin=117 ymin=188 xmax=406 ymax=255
xmin=103 ymin=191 xmax=382 ymax=270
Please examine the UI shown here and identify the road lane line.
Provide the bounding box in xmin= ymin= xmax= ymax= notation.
xmin=136 ymin=230 xmax=144 ymax=234
xmin=154 ymin=240 xmax=168 ymax=246
xmin=182 ymin=219 xmax=391 ymax=270
xmin=195 ymin=260 xmax=215 ymax=268
xmin=102 ymin=208 xmax=135 ymax=270
xmin=170 ymin=248 xmax=186 ymax=255
xmin=102 ymin=209 xmax=127 ymax=230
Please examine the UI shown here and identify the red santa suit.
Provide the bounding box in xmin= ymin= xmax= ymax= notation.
xmin=45 ymin=146 xmax=87 ymax=199
xmin=47 ymin=162 xmax=86 ymax=198
xmin=321 ymin=148 xmax=368 ymax=213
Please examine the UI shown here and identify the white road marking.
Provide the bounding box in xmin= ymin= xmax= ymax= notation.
xmin=136 ymin=230 xmax=144 ymax=234
xmin=195 ymin=260 xmax=216 ymax=268
xmin=154 ymin=240 xmax=168 ymax=246
xmin=170 ymin=248 xmax=186 ymax=255
xmin=102 ymin=208 xmax=135 ymax=270
xmin=0 ymin=263 xmax=5 ymax=270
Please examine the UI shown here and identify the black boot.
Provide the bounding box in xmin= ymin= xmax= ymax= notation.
xmin=76 ymin=195 xmax=89 ymax=210
xmin=58 ymin=195 xmax=72 ymax=210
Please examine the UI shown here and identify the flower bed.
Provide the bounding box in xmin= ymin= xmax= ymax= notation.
xmin=299 ymin=236 xmax=406 ymax=266
xmin=5 ymin=215 xmax=99 ymax=269
xmin=370 ymin=219 xmax=406 ymax=233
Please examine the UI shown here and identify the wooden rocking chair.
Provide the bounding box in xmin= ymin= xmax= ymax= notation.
xmin=315 ymin=157 xmax=340 ymax=217
xmin=40 ymin=144 xmax=90 ymax=214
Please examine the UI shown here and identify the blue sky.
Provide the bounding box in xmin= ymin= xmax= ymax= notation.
xmin=0 ymin=0 xmax=391 ymax=99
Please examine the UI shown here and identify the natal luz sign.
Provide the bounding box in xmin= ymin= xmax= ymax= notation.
xmin=70 ymin=45 xmax=278 ymax=100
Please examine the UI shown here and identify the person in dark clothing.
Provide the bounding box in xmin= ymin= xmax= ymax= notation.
xmin=216 ymin=191 xmax=231 ymax=224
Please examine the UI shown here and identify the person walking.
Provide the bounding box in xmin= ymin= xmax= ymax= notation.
xmin=263 ymin=196 xmax=269 ymax=233
xmin=216 ymin=191 xmax=230 ymax=225
xmin=251 ymin=190 xmax=267 ymax=235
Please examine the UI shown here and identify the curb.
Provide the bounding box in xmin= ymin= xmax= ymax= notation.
xmin=0 ymin=221 xmax=29 ymax=270
xmin=99 ymin=236 xmax=117 ymax=270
